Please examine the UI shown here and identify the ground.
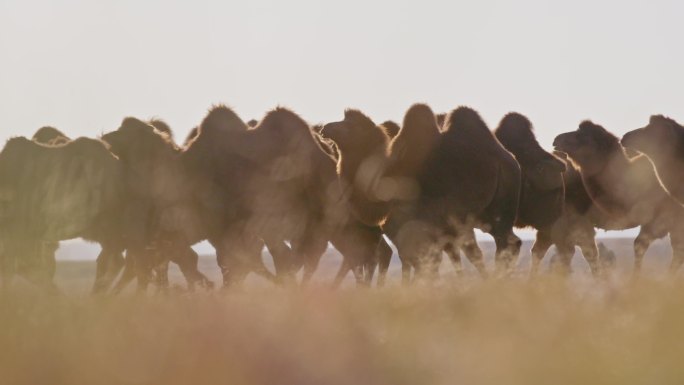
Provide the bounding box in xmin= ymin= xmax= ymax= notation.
xmin=1 ymin=238 xmax=682 ymax=385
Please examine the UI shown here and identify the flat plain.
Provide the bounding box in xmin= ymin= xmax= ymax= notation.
xmin=2 ymin=237 xmax=682 ymax=385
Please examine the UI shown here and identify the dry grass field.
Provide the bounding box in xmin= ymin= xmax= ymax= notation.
xmin=2 ymin=238 xmax=683 ymax=385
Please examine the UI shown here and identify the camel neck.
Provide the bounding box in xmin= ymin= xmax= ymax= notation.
xmin=338 ymin=145 xmax=386 ymax=183
xmin=580 ymin=151 xmax=631 ymax=214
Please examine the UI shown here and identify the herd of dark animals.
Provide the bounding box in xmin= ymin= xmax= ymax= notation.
xmin=1 ymin=104 xmax=684 ymax=294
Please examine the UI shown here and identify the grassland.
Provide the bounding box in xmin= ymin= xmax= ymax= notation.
xmin=2 ymin=261 xmax=684 ymax=385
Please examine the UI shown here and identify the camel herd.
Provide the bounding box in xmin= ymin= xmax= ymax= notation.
xmin=1 ymin=104 xmax=684 ymax=293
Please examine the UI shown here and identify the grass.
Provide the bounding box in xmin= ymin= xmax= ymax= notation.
xmin=2 ymin=273 xmax=684 ymax=385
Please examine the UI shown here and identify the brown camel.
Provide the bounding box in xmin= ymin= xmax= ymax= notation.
xmin=548 ymin=151 xmax=602 ymax=274
xmin=102 ymin=118 xmax=214 ymax=292
xmin=29 ymin=127 xmax=139 ymax=292
xmin=0 ymin=136 xmax=125 ymax=291
xmin=181 ymin=107 xmax=283 ymax=286
xmin=381 ymin=104 xmax=452 ymax=281
xmin=554 ymin=121 xmax=684 ymax=273
xmin=28 ymin=127 xmax=74 ymax=279
xmin=494 ymin=113 xmax=573 ymax=274
xmin=422 ymin=106 xmax=522 ymax=274
xmin=184 ymin=106 xmax=384 ymax=287
xmin=105 ymin=118 xmax=271 ymax=291
xmin=231 ymin=107 xmax=389 ymax=286
xmin=622 ymin=115 xmax=684 ymax=205
xmin=313 ymin=129 xmax=393 ymax=286
xmin=323 ymin=111 xmax=483 ymax=279
xmin=323 ymin=105 xmax=521 ymax=281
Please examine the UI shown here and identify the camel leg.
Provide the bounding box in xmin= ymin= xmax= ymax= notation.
xmin=324 ymin=255 xmax=364 ymax=289
xmin=265 ymin=239 xmax=296 ymax=285
xmin=579 ymin=240 xmax=600 ymax=277
xmin=492 ymin=230 xmax=522 ymax=276
xmin=633 ymin=228 xmax=655 ymax=276
xmin=401 ymin=262 xmax=412 ymax=286
xmin=173 ymin=247 xmax=196 ymax=291
xmin=42 ymin=241 xmax=58 ymax=280
xmin=297 ymin=236 xmax=328 ymax=286
xmin=154 ymin=259 xmax=170 ymax=293
xmin=462 ymin=242 xmax=488 ymax=279
xmin=444 ymin=242 xmax=463 ymax=276
xmin=362 ymin=231 xmax=383 ymax=287
xmin=249 ymin=241 xmax=276 ymax=284
xmin=173 ymin=245 xmax=213 ymax=291
xmin=530 ymin=231 xmax=552 ymax=277
xmin=363 ymin=258 xmax=377 ymax=286
xmin=425 ymin=246 xmax=442 ymax=282
xmin=352 ymin=263 xmax=365 ymax=286
xmin=92 ymin=246 xmax=125 ymax=294
xmin=16 ymin=242 xmax=59 ymax=294
xmin=209 ymin=238 xmax=234 ymax=288
xmin=330 ymin=225 xmax=377 ymax=288
xmin=215 ymin=241 xmax=247 ymax=289
xmin=111 ymin=252 xmax=137 ymax=294
xmin=215 ymin=234 xmax=272 ymax=288
xmin=112 ymin=248 xmax=153 ymax=294
xmin=254 ymin=264 xmax=277 ymax=283
xmin=330 ymin=258 xmax=350 ymax=289
xmin=376 ymin=237 xmax=392 ymax=287
xmin=668 ymin=228 xmax=684 ymax=274
xmin=553 ymin=243 xmax=575 ymax=276
xmin=134 ymin=249 xmax=154 ymax=294
xmin=35 ymin=241 xmax=58 ymax=291
xmin=461 ymin=233 xmax=488 ymax=279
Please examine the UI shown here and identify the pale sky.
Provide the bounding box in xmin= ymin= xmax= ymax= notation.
xmin=1 ymin=0 xmax=682 ymax=150
xmin=6 ymin=0 xmax=679 ymax=254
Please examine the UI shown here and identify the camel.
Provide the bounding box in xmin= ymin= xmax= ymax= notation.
xmin=0 ymin=136 xmax=125 ymax=291
xmin=494 ymin=113 xmax=572 ymax=274
xmin=101 ymin=118 xmax=214 ymax=292
xmin=323 ymin=105 xmax=522 ymax=282
xmin=622 ymin=115 xmax=684 ymax=205
xmin=554 ymin=121 xmax=684 ymax=273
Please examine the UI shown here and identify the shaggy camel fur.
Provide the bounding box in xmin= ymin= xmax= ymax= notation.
xmin=555 ymin=121 xmax=684 ymax=273
xmin=0 ymin=136 xmax=124 ymax=291
xmin=102 ymin=119 xmax=214 ymax=291
xmin=323 ymin=105 xmax=521 ymax=281
xmin=622 ymin=115 xmax=684 ymax=205
xmin=494 ymin=113 xmax=571 ymax=274
xmin=186 ymin=106 xmax=385 ymax=287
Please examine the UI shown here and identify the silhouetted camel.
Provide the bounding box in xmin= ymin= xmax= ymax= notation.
xmin=185 ymin=106 xmax=385 ymax=287
xmin=102 ymin=118 xmax=214 ymax=292
xmin=555 ymin=121 xmax=684 ymax=273
xmin=323 ymin=105 xmax=521 ymax=282
xmin=0 ymin=136 xmax=125 ymax=292
xmin=494 ymin=113 xmax=571 ymax=274
xmin=622 ymin=115 xmax=684 ymax=205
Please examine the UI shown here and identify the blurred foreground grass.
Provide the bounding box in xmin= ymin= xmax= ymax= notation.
xmin=2 ymin=275 xmax=684 ymax=385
